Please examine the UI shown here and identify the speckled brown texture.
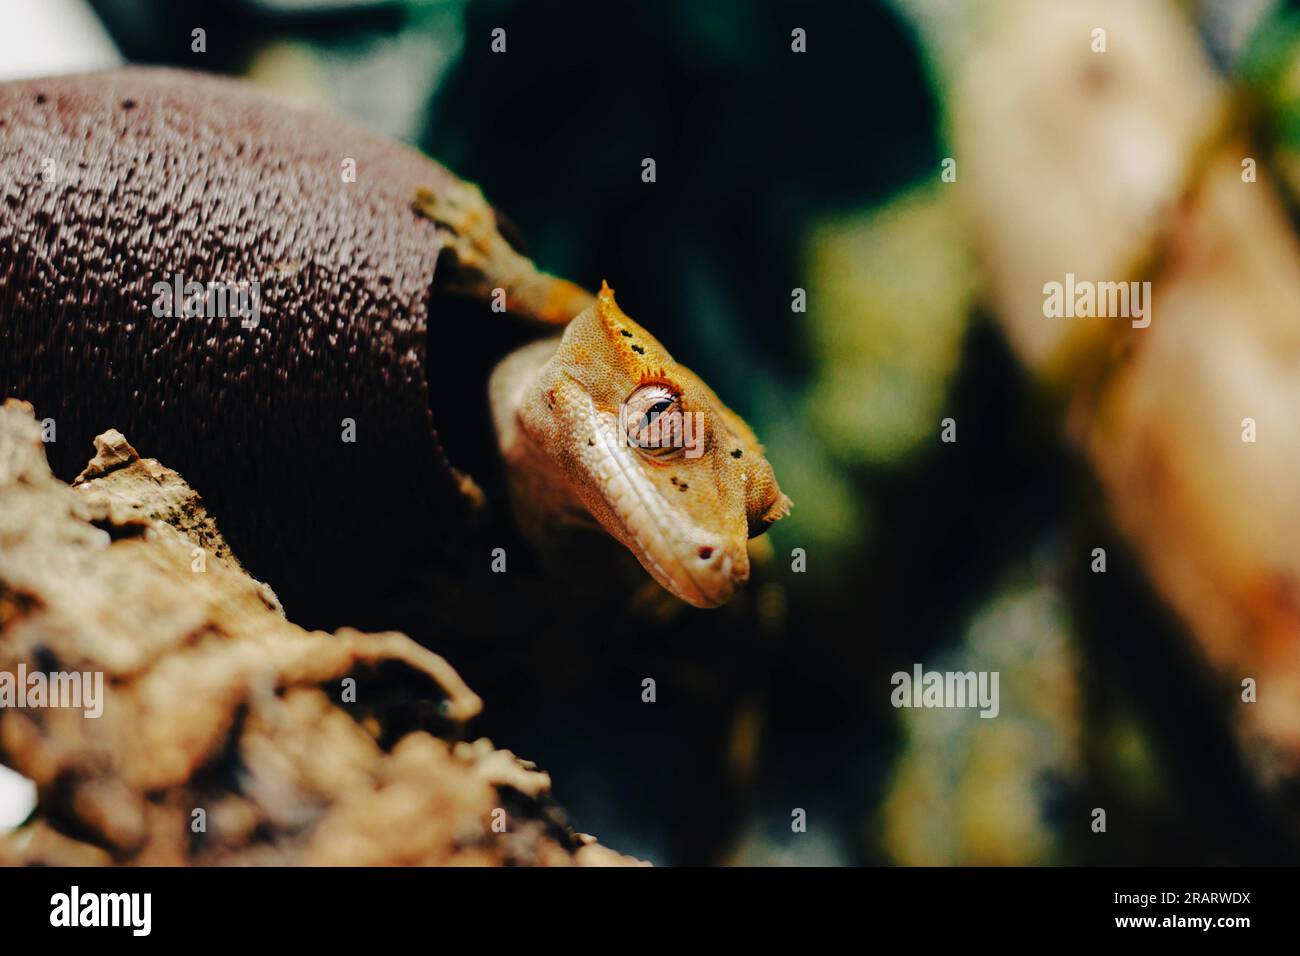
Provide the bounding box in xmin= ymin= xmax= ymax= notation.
xmin=0 ymin=68 xmax=466 ymax=627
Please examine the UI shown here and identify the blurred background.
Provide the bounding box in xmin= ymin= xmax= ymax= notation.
xmin=4 ymin=0 xmax=1300 ymax=865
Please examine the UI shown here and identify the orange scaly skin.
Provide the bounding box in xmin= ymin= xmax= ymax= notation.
xmin=491 ymin=283 xmax=791 ymax=607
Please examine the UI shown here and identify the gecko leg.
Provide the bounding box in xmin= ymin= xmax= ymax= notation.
xmin=413 ymin=182 xmax=594 ymax=326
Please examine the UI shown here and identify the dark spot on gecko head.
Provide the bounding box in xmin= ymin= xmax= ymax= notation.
xmin=620 ymin=329 xmax=632 ymax=337
xmin=731 ymin=449 xmax=743 ymax=458
xmin=587 ymin=439 xmax=594 ymax=446
xmin=631 ymin=345 xmax=645 ymax=354
xmin=122 ymin=99 xmax=137 ymax=110
xmin=670 ymin=476 xmax=690 ymax=491
xmin=35 ymin=93 xmax=47 ymax=105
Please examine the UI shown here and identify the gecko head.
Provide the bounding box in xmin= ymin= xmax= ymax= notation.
xmin=496 ymin=282 xmax=791 ymax=608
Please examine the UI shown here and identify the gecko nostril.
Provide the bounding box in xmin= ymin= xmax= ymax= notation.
xmin=697 ymin=546 xmax=713 ymax=560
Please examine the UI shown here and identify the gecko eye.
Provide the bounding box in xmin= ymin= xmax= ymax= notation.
xmin=624 ymin=383 xmax=687 ymax=459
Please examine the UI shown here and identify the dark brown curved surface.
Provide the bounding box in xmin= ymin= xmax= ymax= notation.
xmin=0 ymin=68 xmax=464 ymax=627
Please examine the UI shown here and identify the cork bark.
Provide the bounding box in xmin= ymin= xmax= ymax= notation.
xmin=0 ymin=399 xmax=639 ymax=866
xmin=0 ymin=68 xmax=492 ymax=632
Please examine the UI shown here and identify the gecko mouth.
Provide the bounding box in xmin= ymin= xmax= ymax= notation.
xmin=579 ymin=402 xmax=745 ymax=608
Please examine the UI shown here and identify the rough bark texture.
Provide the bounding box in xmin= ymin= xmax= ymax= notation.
xmin=0 ymin=68 xmax=484 ymax=631
xmin=0 ymin=399 xmax=639 ymax=866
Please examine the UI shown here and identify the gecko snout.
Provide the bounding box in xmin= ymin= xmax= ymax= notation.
xmin=682 ymin=540 xmax=749 ymax=607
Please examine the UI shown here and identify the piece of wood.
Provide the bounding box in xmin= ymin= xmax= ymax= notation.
xmin=0 ymin=399 xmax=639 ymax=865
